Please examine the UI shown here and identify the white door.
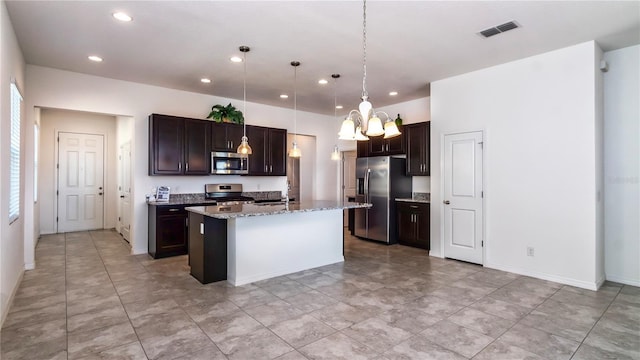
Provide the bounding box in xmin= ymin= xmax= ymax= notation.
xmin=342 ymin=151 xmax=357 ymax=225
xmin=58 ymin=132 xmax=104 ymax=232
xmin=443 ymin=131 xmax=483 ymax=264
xmin=119 ymin=142 xmax=131 ymax=242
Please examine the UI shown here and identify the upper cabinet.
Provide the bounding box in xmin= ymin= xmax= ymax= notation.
xmin=247 ymin=125 xmax=286 ymax=176
xmin=368 ymin=127 xmax=405 ymax=156
xmin=405 ymin=122 xmax=430 ymax=176
xmin=212 ymin=123 xmax=244 ymax=152
xmin=149 ymin=114 xmax=211 ymax=176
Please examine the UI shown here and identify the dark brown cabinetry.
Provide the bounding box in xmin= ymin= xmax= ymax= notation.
xmin=149 ymin=114 xmax=211 ymax=175
xmin=396 ymin=201 xmax=430 ymax=250
xmin=247 ymin=125 xmax=286 ymax=176
xmin=405 ymin=122 xmax=430 ymax=176
xmin=188 ymin=212 xmax=227 ymax=284
xmin=212 ymin=123 xmax=244 ymax=152
xmin=368 ymin=129 xmax=405 ymax=156
xmin=148 ymin=204 xmax=190 ymax=258
xmin=356 ymin=127 xmax=405 ymax=158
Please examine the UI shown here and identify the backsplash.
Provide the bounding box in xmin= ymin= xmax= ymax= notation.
xmin=412 ymin=192 xmax=430 ymax=201
xmin=163 ymin=191 xmax=282 ymax=203
xmin=243 ymin=191 xmax=282 ymax=201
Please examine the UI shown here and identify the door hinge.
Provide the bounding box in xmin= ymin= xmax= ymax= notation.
xmin=481 ymin=191 xmax=484 ymax=198
xmin=118 ymin=216 xmax=121 ymax=221
xmin=56 ymin=164 xmax=59 ymax=169
xmin=56 ymin=190 xmax=59 ymax=196
xmin=478 ymin=141 xmax=483 ymax=148
xmin=56 ymin=217 xmax=58 ymax=222
xmin=57 ymin=137 xmax=59 ymax=142
xmin=481 ymin=240 xmax=484 ymax=247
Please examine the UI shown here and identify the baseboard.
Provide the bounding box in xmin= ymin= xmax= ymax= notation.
xmin=1 ymin=269 xmax=25 ymax=328
xmin=484 ymin=261 xmax=599 ymax=291
xmin=605 ymin=274 xmax=640 ymax=287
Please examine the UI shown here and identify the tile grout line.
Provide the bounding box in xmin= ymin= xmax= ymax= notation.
xmin=90 ymin=230 xmax=151 ymax=360
xmin=567 ymin=285 xmax=622 ymax=360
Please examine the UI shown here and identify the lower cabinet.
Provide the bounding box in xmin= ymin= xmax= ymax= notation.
xmin=148 ymin=204 xmax=191 ymax=258
xmin=396 ymin=201 xmax=430 ymax=250
xmin=188 ymin=212 xmax=227 ymax=284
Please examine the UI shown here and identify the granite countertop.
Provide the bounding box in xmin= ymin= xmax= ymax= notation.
xmin=395 ymin=198 xmax=431 ymax=204
xmin=186 ymin=200 xmax=372 ymax=219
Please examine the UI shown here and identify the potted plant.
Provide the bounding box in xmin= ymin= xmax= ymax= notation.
xmin=207 ymin=103 xmax=244 ymax=124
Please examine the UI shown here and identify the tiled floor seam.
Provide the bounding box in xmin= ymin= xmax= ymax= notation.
xmin=566 ymin=287 xmax=621 ymax=360
xmin=87 ymin=231 xmax=151 ymax=360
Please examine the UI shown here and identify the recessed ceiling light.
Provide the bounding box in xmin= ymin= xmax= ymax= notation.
xmin=88 ymin=55 xmax=103 ymax=62
xmin=335 ymin=105 xmax=343 ymax=109
xmin=230 ymin=56 xmax=243 ymax=63
xmin=200 ymin=78 xmax=211 ymax=84
xmin=318 ymin=79 xmax=328 ymax=85
xmin=280 ymin=94 xmax=289 ymax=99
xmin=389 ymin=91 xmax=398 ymax=96
xmin=112 ymin=12 xmax=132 ymax=22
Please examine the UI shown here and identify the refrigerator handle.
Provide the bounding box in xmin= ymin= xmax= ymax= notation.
xmin=364 ymin=168 xmax=371 ymax=203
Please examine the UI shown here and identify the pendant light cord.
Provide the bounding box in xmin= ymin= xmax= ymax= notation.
xmin=294 ymin=64 xmax=297 ymax=143
xmin=243 ymin=50 xmax=247 ymax=135
xmin=362 ymin=0 xmax=368 ymax=98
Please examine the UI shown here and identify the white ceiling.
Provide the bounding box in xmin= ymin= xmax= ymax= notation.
xmin=6 ymin=1 xmax=640 ymax=116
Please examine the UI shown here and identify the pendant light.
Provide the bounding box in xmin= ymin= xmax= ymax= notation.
xmin=331 ymin=74 xmax=341 ymax=161
xmin=236 ymin=46 xmax=253 ymax=155
xmin=338 ymin=0 xmax=401 ymax=140
xmin=289 ymin=61 xmax=301 ymax=158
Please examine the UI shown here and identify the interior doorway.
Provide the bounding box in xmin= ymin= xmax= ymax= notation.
xmin=57 ymin=132 xmax=105 ymax=232
xmin=286 ymin=133 xmax=316 ymax=201
xmin=443 ymin=131 xmax=484 ymax=264
xmin=118 ymin=142 xmax=131 ymax=242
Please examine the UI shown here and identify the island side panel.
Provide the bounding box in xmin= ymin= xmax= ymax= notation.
xmin=227 ymin=209 xmax=344 ymax=286
xmin=189 ymin=212 xmax=228 ymax=284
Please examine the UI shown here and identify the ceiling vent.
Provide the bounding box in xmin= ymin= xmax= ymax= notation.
xmin=478 ymin=21 xmax=519 ymax=38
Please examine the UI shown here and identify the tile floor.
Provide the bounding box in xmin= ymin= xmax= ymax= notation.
xmin=1 ymin=229 xmax=639 ymax=359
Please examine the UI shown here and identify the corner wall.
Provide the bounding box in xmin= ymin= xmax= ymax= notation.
xmin=603 ymin=45 xmax=640 ymax=286
xmin=431 ymin=41 xmax=604 ymax=290
xmin=0 ymin=0 xmax=26 ymax=325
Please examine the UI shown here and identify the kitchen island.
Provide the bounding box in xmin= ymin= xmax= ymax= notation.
xmin=186 ymin=200 xmax=371 ymax=286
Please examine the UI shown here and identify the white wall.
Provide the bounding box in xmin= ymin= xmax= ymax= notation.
xmin=603 ymin=45 xmax=640 ymax=286
xmin=39 ymin=108 xmax=118 ymax=235
xmin=0 ymin=0 xmax=26 ymax=324
xmin=431 ymin=41 xmax=604 ymax=290
xmin=25 ymin=65 xmax=340 ymax=255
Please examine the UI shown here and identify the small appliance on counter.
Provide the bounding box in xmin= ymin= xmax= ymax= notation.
xmin=204 ymin=183 xmax=254 ymax=205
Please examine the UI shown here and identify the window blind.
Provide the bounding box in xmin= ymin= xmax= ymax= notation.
xmin=9 ymin=82 xmax=22 ymax=223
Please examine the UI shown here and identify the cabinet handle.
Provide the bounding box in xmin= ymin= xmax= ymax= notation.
xmin=270 ymin=165 xmax=273 ymax=173
xmin=169 ymin=208 xmax=179 ymax=212
xmin=185 ymin=163 xmax=189 ymax=172
xmin=185 ymin=218 xmax=188 ymax=227
xmin=265 ymin=164 xmax=268 ymax=172
xmin=230 ymin=141 xmax=234 ymax=149
xmin=178 ymin=163 xmax=182 ymax=171
xmin=410 ymin=205 xmax=419 ymax=209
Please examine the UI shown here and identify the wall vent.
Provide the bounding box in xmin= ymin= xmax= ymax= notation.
xmin=478 ymin=21 xmax=519 ymax=38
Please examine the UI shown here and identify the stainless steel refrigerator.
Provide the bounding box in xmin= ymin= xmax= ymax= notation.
xmin=355 ymin=156 xmax=412 ymax=244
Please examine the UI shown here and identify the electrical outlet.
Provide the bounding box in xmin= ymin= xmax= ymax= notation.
xmin=527 ymin=247 xmax=534 ymax=257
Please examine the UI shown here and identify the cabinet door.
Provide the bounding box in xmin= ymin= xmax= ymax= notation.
xmin=150 ymin=114 xmax=183 ymax=175
xmin=184 ymin=119 xmax=211 ymax=175
xmin=386 ymin=128 xmax=405 ymax=155
xmin=406 ymin=123 xmax=426 ymax=175
xmin=247 ymin=125 xmax=268 ymax=175
xmin=368 ymin=136 xmax=387 ymax=156
xmin=156 ymin=211 xmax=188 ymax=256
xmin=226 ymin=124 xmax=245 ymax=151
xmin=211 ymin=123 xmax=230 ymax=151
xmin=416 ymin=206 xmax=430 ymax=250
xmin=268 ymin=128 xmax=287 ymax=175
xmin=356 ymin=140 xmax=369 ymax=157
xmin=397 ymin=203 xmax=417 ymax=245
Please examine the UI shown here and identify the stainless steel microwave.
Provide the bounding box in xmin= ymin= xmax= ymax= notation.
xmin=211 ymin=152 xmax=248 ymax=175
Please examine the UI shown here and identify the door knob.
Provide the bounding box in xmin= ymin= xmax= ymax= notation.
xmin=99 ymin=192 xmax=103 ymax=196
xmin=120 ymin=195 xmax=125 ymax=198
xmin=443 ymin=200 xmax=450 ymax=204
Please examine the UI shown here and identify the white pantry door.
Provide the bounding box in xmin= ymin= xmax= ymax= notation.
xmin=443 ymin=131 xmax=484 ymax=264
xmin=58 ymin=132 xmax=104 ymax=232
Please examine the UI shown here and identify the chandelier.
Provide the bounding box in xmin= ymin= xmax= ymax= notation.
xmin=338 ymin=0 xmax=401 ymax=141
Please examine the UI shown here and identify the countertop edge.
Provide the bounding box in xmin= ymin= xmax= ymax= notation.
xmin=395 ymin=198 xmax=431 ymax=204
xmin=186 ymin=201 xmax=371 ymax=219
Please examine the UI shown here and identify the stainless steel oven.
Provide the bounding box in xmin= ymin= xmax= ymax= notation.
xmin=211 ymin=152 xmax=248 ymax=175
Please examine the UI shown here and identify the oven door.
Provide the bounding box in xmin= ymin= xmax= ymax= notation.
xmin=211 ymin=152 xmax=248 ymax=175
